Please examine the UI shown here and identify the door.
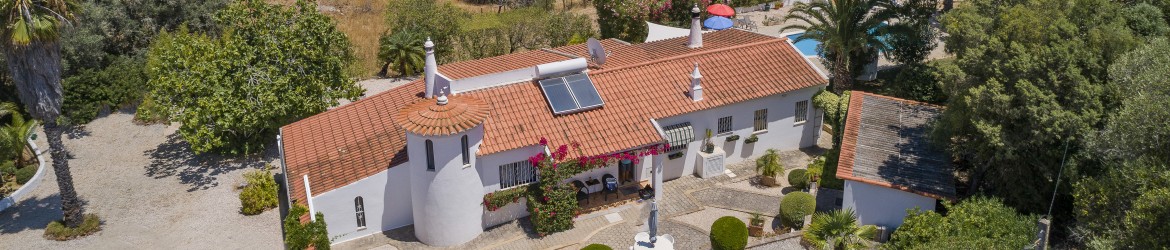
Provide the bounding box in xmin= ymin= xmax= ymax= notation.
xmin=619 ymin=159 xmax=635 ymax=184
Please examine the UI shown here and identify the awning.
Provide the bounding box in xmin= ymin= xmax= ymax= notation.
xmin=662 ymin=122 xmax=694 ymax=152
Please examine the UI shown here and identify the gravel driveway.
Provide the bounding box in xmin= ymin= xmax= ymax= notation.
xmin=0 ymin=113 xmax=281 ymax=249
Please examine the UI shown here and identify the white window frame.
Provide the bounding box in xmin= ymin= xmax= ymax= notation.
xmin=717 ymin=116 xmax=733 ymax=134
xmin=499 ymin=160 xmax=537 ymax=189
xmin=794 ymin=100 xmax=809 ymax=125
xmin=753 ymin=109 xmax=768 ymax=132
xmin=355 ymin=196 xmax=366 ymax=229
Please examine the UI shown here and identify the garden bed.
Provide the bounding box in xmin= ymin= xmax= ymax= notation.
xmin=0 ymin=139 xmax=47 ymax=212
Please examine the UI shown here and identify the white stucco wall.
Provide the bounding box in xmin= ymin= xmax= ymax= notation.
xmin=656 ymin=85 xmax=825 ymax=180
xmin=843 ymin=180 xmax=937 ymax=230
xmin=483 ymin=199 xmax=529 ymax=228
xmin=407 ymin=124 xmax=486 ymax=247
xmin=478 ymin=145 xmax=547 ymax=193
xmin=313 ymin=162 xmax=413 ymax=245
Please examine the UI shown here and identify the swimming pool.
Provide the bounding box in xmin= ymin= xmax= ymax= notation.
xmin=786 ymin=33 xmax=822 ymax=57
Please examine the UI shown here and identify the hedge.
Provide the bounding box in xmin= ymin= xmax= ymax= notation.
xmin=710 ymin=216 xmax=748 ymax=250
xmin=581 ymin=244 xmax=614 ymax=250
xmin=483 ymin=186 xmax=528 ymax=211
xmin=780 ymin=192 xmax=816 ymax=228
xmin=15 ymin=164 xmax=36 ymax=184
xmin=788 ymin=169 xmax=809 ymax=189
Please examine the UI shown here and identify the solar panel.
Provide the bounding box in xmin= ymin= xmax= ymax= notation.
xmin=565 ymin=74 xmax=604 ymax=109
xmin=538 ymin=73 xmax=605 ymax=114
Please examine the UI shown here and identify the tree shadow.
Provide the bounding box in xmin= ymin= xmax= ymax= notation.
xmin=0 ymin=194 xmax=60 ymax=234
xmin=63 ymin=125 xmax=92 ymax=140
xmin=143 ymin=133 xmax=274 ymax=192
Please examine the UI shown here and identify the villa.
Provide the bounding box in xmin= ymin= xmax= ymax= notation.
xmin=835 ymin=91 xmax=955 ymax=239
xmin=277 ymin=17 xmax=829 ymax=246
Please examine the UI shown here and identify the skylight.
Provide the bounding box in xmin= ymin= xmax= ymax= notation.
xmin=538 ymin=73 xmax=604 ymax=114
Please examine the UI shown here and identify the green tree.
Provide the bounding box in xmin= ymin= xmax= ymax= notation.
xmin=1073 ymin=159 xmax=1170 ymax=249
xmin=781 ymin=0 xmax=899 ymax=93
xmin=284 ymin=204 xmax=330 ymax=250
xmin=377 ymin=30 xmax=426 ymax=77
xmin=385 ymin=0 xmax=467 ymax=63
xmin=803 ymin=209 xmax=877 ymax=250
xmin=935 ymin=0 xmax=1140 ymax=213
xmin=1089 ymin=37 xmax=1170 ymax=163
xmin=0 ymin=0 xmax=88 ymax=228
xmin=1122 ymin=3 xmax=1170 ymax=37
xmin=145 ymin=0 xmax=362 ymax=155
xmin=886 ymin=196 xmax=1038 ymax=249
xmin=885 ymin=0 xmax=939 ymax=65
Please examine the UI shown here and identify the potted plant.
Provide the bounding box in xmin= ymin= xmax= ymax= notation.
xmin=744 ymin=134 xmax=759 ymax=144
xmin=755 ymin=149 xmax=783 ymax=187
xmin=725 ymin=135 xmax=741 ymax=142
xmin=807 ymin=156 xmax=825 ymax=183
xmin=748 ymin=212 xmax=766 ymax=237
xmin=703 ymin=129 xmax=715 ymax=153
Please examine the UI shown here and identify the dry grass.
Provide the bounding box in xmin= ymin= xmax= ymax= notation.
xmin=267 ymin=0 xmax=598 ymax=79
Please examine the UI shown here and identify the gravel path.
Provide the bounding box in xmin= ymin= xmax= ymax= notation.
xmin=0 ymin=113 xmax=281 ymax=249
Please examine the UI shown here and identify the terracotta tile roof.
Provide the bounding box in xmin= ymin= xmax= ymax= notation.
xmin=281 ymin=30 xmax=826 ymax=204
xmin=395 ymin=95 xmax=489 ymax=136
xmin=281 ymin=80 xmax=424 ymax=205
xmin=437 ymin=50 xmax=571 ymax=79
xmin=835 ymin=92 xmax=955 ymax=200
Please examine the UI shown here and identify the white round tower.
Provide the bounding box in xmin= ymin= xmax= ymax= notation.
xmin=395 ymin=92 xmax=489 ymax=246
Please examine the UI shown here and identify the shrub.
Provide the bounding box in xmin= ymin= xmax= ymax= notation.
xmin=62 ymin=56 xmax=147 ymax=124
xmin=780 ymin=192 xmax=816 ymax=228
xmin=789 ymin=169 xmax=809 ymax=189
xmin=756 ymin=149 xmax=784 ymax=177
xmin=890 ymin=63 xmax=946 ymax=104
xmin=133 ymin=93 xmax=169 ymax=124
xmin=285 ymin=204 xmax=330 ymax=249
xmin=239 ymin=169 xmax=278 ymax=215
xmin=44 ymin=213 xmax=102 ymax=240
xmin=710 ymin=216 xmax=748 ymax=250
xmin=15 ymin=163 xmax=36 ymax=184
xmin=807 ymin=156 xmax=825 ymax=181
xmin=820 ymin=149 xmax=844 ymax=190
xmin=483 ymin=186 xmax=528 ymax=211
xmin=581 ymin=244 xmax=614 ymax=250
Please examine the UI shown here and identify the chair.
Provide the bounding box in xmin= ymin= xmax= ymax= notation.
xmin=572 ymin=180 xmax=589 ymax=205
xmin=603 ymin=174 xmax=618 ymax=201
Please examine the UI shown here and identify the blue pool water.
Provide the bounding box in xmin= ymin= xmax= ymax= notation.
xmin=787 ymin=33 xmax=822 ymax=57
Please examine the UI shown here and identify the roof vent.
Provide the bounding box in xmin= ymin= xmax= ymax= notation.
xmin=690 ymin=63 xmax=703 ymax=102
xmin=689 ymin=4 xmax=703 ymax=49
xmin=436 ymin=90 xmax=448 ymax=105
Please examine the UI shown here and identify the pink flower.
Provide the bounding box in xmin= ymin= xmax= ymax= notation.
xmin=539 ymin=137 xmax=548 ymax=146
xmin=571 ymin=141 xmax=581 ymax=150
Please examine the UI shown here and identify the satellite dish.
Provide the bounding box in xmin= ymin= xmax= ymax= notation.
xmin=586 ymin=38 xmax=608 ymax=67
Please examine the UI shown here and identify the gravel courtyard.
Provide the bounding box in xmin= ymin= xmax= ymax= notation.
xmin=0 ymin=113 xmax=282 ymax=249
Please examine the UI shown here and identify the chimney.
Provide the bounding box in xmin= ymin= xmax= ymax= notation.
xmin=424 ymin=37 xmax=437 ymax=98
xmin=688 ymin=4 xmax=703 ymax=48
xmin=690 ymin=63 xmax=703 ymax=101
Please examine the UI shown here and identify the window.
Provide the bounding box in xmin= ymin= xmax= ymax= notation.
xmin=499 ymin=160 xmax=537 ymax=189
xmin=662 ymin=122 xmax=694 ymax=152
xmin=461 ymin=135 xmax=470 ymax=165
xmin=794 ymin=100 xmax=809 ymax=124
xmin=425 ymin=140 xmax=435 ymax=171
xmin=717 ymin=116 xmax=733 ymax=134
xmin=753 ymin=109 xmax=768 ymax=131
xmin=355 ymin=196 xmax=366 ymax=228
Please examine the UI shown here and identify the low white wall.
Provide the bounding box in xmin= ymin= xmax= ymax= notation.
xmin=842 ymin=180 xmax=936 ymax=229
xmin=314 ymin=162 xmax=414 ymax=245
xmin=0 ymin=139 xmax=47 ymax=212
xmin=483 ymin=199 xmax=529 ymax=228
xmin=656 ymin=85 xmax=825 ymax=180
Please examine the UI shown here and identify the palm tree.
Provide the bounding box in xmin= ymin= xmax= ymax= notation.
xmin=377 ymin=30 xmax=426 ymax=77
xmin=803 ymin=209 xmax=878 ymax=250
xmin=0 ymin=102 xmax=38 ymax=166
xmin=1 ymin=0 xmax=85 ymax=227
xmin=781 ymin=0 xmax=898 ymax=94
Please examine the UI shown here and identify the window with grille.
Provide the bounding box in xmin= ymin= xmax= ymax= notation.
xmin=499 ymin=160 xmax=537 ymax=189
xmin=795 ymin=100 xmax=809 ymax=124
xmin=425 ymin=140 xmax=435 ymax=171
xmin=717 ymin=116 xmax=733 ymax=134
xmin=754 ymin=109 xmax=768 ymax=131
xmin=461 ymin=135 xmax=470 ymax=165
xmin=355 ymin=196 xmax=366 ymax=228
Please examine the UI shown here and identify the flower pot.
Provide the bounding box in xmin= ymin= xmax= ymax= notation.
xmin=761 ymin=175 xmax=780 ymax=187
xmin=704 ymin=143 xmax=715 ymax=153
xmin=749 ymin=222 xmax=766 ymax=237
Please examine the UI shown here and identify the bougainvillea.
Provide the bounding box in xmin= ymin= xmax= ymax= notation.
xmin=525 ymin=137 xmax=669 ymax=235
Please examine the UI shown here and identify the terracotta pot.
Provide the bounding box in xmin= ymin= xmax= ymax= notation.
xmin=749 ymin=224 xmax=765 ymax=237
xmin=761 ymin=176 xmax=780 ymax=187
